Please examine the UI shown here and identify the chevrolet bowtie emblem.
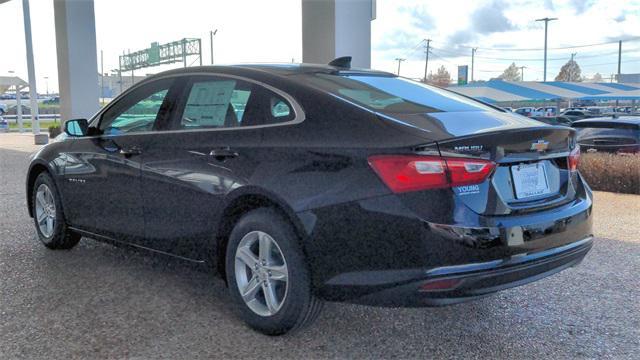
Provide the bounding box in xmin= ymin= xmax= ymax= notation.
xmin=531 ymin=140 xmax=549 ymax=152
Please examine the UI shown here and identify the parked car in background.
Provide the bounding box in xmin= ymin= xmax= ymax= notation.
xmin=560 ymin=110 xmax=593 ymax=122
xmin=43 ymin=96 xmax=60 ymax=105
xmin=586 ymin=107 xmax=611 ymax=116
xmin=572 ymin=117 xmax=640 ymax=154
xmin=534 ymin=106 xmax=558 ymax=117
xmin=502 ymin=107 xmax=513 ymax=112
xmin=532 ymin=116 xmax=572 ymax=126
xmin=514 ymin=106 xmax=536 ymax=116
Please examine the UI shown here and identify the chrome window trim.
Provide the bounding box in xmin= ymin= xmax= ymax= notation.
xmin=86 ymin=72 xmax=305 ymax=138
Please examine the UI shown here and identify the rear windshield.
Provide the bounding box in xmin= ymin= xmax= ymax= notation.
xmin=304 ymin=73 xmax=495 ymax=114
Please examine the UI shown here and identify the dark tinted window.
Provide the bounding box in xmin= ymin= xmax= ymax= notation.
xmin=99 ymin=78 xmax=174 ymax=135
xmin=178 ymin=76 xmax=295 ymax=129
xmin=305 ymin=73 xmax=494 ymax=114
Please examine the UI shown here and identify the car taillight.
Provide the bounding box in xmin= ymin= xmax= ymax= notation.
xmin=568 ymin=146 xmax=580 ymax=171
xmin=368 ymin=155 xmax=495 ymax=193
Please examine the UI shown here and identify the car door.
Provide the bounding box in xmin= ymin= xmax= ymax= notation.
xmin=138 ymin=74 xmax=298 ymax=260
xmin=63 ymin=78 xmax=177 ymax=241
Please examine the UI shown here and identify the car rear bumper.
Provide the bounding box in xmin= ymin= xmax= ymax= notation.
xmin=335 ymin=236 xmax=592 ymax=307
xmin=306 ymin=187 xmax=593 ymax=306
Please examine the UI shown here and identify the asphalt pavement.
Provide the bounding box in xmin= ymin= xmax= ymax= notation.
xmin=1 ymin=137 xmax=639 ymax=359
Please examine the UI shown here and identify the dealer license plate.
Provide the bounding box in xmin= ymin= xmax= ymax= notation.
xmin=511 ymin=163 xmax=551 ymax=199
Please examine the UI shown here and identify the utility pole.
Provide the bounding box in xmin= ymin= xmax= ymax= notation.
xmin=617 ymin=40 xmax=622 ymax=107
xmin=44 ymin=76 xmax=49 ymax=96
xmin=471 ymin=47 xmax=477 ymax=82
xmin=569 ymin=53 xmax=577 ymax=82
xmin=536 ymin=17 xmax=558 ymax=82
xmin=423 ymin=39 xmax=431 ymax=82
xmin=394 ymin=58 xmax=406 ymax=75
xmin=617 ymin=40 xmax=622 ymax=82
xmin=182 ymin=39 xmax=187 ymax=68
xmin=518 ymin=66 xmax=527 ymax=81
xmin=210 ymin=29 xmax=218 ymax=65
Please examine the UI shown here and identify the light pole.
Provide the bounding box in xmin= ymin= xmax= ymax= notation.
xmin=210 ymin=29 xmax=218 ymax=65
xmin=394 ymin=58 xmax=406 ymax=75
xmin=44 ymin=76 xmax=49 ymax=96
xmin=535 ymin=17 xmax=557 ymax=82
xmin=471 ymin=47 xmax=477 ymax=82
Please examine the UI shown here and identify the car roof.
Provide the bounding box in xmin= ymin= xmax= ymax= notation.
xmin=143 ymin=63 xmax=395 ymax=81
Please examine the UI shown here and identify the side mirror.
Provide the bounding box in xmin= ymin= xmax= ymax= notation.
xmin=64 ymin=118 xmax=89 ymax=137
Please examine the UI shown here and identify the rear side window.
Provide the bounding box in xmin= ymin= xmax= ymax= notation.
xmin=181 ymin=79 xmax=251 ymax=129
xmin=305 ymin=73 xmax=494 ymax=114
xmin=178 ymin=76 xmax=296 ymax=129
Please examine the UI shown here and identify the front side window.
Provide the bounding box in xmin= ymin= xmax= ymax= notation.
xmin=99 ymin=79 xmax=174 ymax=135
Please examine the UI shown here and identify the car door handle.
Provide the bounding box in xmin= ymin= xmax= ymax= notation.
xmin=209 ymin=147 xmax=239 ymax=161
xmin=119 ymin=146 xmax=143 ymax=157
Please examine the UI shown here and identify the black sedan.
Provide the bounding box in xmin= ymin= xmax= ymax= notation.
xmin=573 ymin=116 xmax=640 ymax=153
xmin=26 ymin=60 xmax=593 ymax=335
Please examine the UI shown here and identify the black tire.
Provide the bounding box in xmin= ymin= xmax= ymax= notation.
xmin=225 ymin=208 xmax=323 ymax=335
xmin=32 ymin=172 xmax=81 ymax=250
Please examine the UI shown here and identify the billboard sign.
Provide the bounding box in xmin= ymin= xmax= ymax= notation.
xmin=458 ymin=65 xmax=468 ymax=85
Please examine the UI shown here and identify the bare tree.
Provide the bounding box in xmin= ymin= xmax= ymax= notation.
xmin=498 ymin=62 xmax=521 ymax=81
xmin=555 ymin=59 xmax=583 ymax=82
xmin=427 ymin=65 xmax=452 ymax=87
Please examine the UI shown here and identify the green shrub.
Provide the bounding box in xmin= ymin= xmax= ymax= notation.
xmin=579 ymin=153 xmax=640 ymax=194
xmin=48 ymin=124 xmax=61 ymax=138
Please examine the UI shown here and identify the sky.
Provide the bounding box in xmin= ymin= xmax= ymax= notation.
xmin=2 ymin=0 xmax=639 ymax=93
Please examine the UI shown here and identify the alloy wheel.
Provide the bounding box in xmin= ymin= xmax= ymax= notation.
xmin=234 ymin=231 xmax=289 ymax=317
xmin=35 ymin=184 xmax=56 ymax=238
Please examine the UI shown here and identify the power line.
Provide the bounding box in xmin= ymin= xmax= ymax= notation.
xmin=456 ymin=37 xmax=640 ymax=52
xmin=402 ymin=39 xmax=426 ymax=60
xmin=427 ymin=46 xmax=640 ymax=62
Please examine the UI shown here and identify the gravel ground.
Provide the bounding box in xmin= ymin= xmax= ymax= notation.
xmin=1 ymin=135 xmax=639 ymax=359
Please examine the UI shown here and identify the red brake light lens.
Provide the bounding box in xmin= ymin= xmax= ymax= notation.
xmin=368 ymin=155 xmax=495 ymax=193
xmin=445 ymin=158 xmax=495 ymax=187
xmin=568 ymin=146 xmax=580 ymax=172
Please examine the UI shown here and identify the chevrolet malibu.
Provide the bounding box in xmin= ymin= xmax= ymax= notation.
xmin=26 ymin=59 xmax=593 ymax=335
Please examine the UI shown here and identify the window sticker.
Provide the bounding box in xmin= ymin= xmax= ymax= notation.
xmin=184 ymin=80 xmax=236 ymax=127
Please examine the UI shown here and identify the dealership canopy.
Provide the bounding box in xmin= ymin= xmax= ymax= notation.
xmin=0 ymin=76 xmax=29 ymax=95
xmin=448 ymin=81 xmax=640 ymax=103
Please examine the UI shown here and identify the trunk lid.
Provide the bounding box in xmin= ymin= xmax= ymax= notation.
xmin=376 ymin=110 xmax=581 ymax=216
xmin=432 ymin=126 xmax=578 ymax=215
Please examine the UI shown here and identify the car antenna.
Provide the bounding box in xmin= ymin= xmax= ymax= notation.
xmin=328 ymin=56 xmax=352 ymax=68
